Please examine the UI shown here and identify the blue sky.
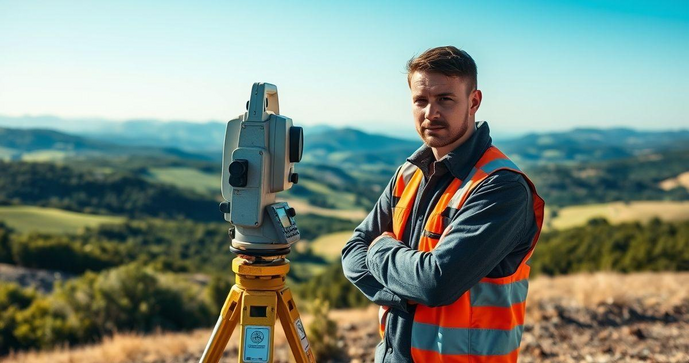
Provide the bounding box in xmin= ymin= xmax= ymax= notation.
xmin=0 ymin=0 xmax=687 ymax=137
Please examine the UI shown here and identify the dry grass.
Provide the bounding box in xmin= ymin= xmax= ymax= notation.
xmin=309 ymin=231 xmax=353 ymax=261
xmin=543 ymin=201 xmax=689 ymax=230
xmin=525 ymin=272 xmax=689 ymax=322
xmin=659 ymin=171 xmax=689 ymax=191
xmin=2 ymin=329 xmax=211 ymax=363
xmin=3 ymin=272 xmax=687 ymax=363
xmin=2 ymin=313 xmax=314 ymax=363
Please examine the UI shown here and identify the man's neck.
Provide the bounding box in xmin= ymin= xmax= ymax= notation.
xmin=431 ymin=122 xmax=477 ymax=160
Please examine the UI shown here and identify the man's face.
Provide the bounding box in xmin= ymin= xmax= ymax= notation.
xmin=410 ymin=70 xmax=481 ymax=151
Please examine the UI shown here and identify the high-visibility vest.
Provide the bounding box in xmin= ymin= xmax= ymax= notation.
xmin=378 ymin=146 xmax=545 ymax=363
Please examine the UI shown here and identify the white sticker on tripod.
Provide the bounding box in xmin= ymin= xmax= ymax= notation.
xmin=243 ymin=326 xmax=270 ymax=362
xmin=294 ymin=318 xmax=310 ymax=352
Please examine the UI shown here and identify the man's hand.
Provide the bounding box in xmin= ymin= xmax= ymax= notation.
xmin=369 ymin=231 xmax=396 ymax=250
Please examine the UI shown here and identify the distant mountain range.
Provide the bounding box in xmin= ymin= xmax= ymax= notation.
xmin=0 ymin=115 xmax=337 ymax=153
xmin=495 ymin=128 xmax=689 ymax=164
xmin=1 ymin=115 xmax=688 ymax=166
xmin=0 ymin=127 xmax=212 ymax=161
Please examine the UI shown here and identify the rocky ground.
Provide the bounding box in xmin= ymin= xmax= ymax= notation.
xmin=335 ymin=299 xmax=689 ymax=363
xmin=518 ymin=299 xmax=689 ymax=363
xmin=132 ymin=297 xmax=689 ymax=363
xmin=4 ymin=273 xmax=689 ymax=363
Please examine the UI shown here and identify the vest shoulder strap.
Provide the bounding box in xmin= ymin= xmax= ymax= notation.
xmin=445 ymin=146 xmax=524 ymax=219
xmin=392 ymin=161 xmax=419 ymax=203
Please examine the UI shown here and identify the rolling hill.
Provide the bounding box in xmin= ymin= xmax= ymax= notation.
xmin=2 ymin=122 xmax=689 ymax=214
xmin=0 ymin=127 xmax=212 ymax=161
xmin=495 ymin=127 xmax=689 ymax=164
xmin=5 ymin=115 xmax=689 ymax=166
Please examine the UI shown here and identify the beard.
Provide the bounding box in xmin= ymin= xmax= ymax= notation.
xmin=418 ymin=114 xmax=470 ymax=149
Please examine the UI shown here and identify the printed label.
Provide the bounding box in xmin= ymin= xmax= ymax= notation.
xmin=294 ymin=318 xmax=310 ymax=352
xmin=243 ymin=326 xmax=270 ymax=362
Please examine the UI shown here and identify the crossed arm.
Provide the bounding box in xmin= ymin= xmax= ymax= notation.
xmin=341 ymin=170 xmax=533 ymax=308
xmin=340 ymin=172 xmax=409 ymax=311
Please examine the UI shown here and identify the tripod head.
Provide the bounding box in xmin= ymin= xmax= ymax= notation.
xmin=220 ymin=82 xmax=303 ymax=257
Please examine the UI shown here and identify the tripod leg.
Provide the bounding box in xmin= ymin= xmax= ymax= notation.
xmin=238 ymin=290 xmax=277 ymax=362
xmin=277 ymin=287 xmax=316 ymax=363
xmin=200 ymin=285 xmax=243 ymax=363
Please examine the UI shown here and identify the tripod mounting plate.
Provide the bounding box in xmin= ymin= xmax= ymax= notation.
xmin=229 ymin=245 xmax=291 ymax=257
xmin=232 ymin=257 xmax=290 ymax=277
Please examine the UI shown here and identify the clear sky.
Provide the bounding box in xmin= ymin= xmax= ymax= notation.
xmin=1 ymin=0 xmax=687 ymax=137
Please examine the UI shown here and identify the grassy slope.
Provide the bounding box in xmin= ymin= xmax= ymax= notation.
xmin=309 ymin=231 xmax=353 ymax=262
xmin=146 ymin=167 xmax=220 ymax=195
xmin=21 ymin=150 xmax=70 ymax=162
xmin=145 ymin=167 xmax=367 ymax=219
xmin=659 ymin=171 xmax=689 ymax=191
xmin=278 ymin=198 xmax=367 ymax=221
xmin=297 ymin=179 xmax=360 ymax=210
xmin=544 ymin=201 xmax=689 ymax=230
xmin=308 ymin=201 xmax=689 ymax=261
xmin=0 ymin=206 xmax=125 ymax=234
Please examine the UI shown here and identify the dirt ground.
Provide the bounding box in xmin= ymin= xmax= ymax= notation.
xmin=4 ymin=273 xmax=689 ymax=363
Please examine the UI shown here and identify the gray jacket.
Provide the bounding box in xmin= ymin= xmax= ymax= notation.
xmin=341 ymin=121 xmax=539 ymax=362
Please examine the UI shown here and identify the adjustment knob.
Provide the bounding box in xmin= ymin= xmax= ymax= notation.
xmin=289 ymin=173 xmax=299 ymax=184
xmin=229 ymin=159 xmax=248 ymax=187
xmin=287 ymin=207 xmax=297 ymax=217
xmin=219 ymin=201 xmax=231 ymax=213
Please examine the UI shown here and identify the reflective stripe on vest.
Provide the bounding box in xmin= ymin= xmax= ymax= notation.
xmin=379 ymin=162 xmax=422 ymax=339
xmin=385 ymin=146 xmax=545 ymax=363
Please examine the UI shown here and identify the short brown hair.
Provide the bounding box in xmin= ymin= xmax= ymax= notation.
xmin=406 ymin=46 xmax=477 ymax=93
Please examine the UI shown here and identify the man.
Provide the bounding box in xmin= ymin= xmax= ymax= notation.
xmin=341 ymin=46 xmax=544 ymax=363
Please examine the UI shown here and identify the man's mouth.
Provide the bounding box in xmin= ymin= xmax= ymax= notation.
xmin=424 ymin=125 xmax=446 ymax=130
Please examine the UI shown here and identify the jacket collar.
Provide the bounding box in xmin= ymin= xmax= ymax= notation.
xmin=407 ymin=121 xmax=493 ymax=181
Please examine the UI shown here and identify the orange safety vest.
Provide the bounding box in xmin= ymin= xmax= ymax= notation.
xmin=378 ymin=146 xmax=544 ymax=363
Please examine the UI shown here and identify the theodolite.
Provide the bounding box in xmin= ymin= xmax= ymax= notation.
xmin=199 ymin=82 xmax=316 ymax=363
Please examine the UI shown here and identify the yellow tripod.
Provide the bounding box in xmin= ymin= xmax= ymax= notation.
xmin=200 ymin=257 xmax=317 ymax=363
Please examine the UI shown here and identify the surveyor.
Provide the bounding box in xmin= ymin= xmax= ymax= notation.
xmin=341 ymin=46 xmax=545 ymax=363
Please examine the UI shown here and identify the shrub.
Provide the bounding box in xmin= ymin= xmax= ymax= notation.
xmin=307 ymin=298 xmax=343 ymax=361
xmin=1 ymin=263 xmax=215 ymax=353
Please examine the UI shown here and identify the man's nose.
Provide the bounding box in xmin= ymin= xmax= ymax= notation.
xmin=425 ymin=102 xmax=440 ymax=120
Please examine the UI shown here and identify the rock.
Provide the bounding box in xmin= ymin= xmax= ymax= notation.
xmin=631 ymin=326 xmax=647 ymax=340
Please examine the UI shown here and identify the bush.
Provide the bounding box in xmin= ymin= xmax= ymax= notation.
xmin=1 ymin=263 xmax=215 ymax=354
xmin=205 ymin=274 xmax=235 ymax=314
xmin=531 ymin=218 xmax=689 ymax=275
xmin=299 ymin=263 xmax=369 ymax=309
xmin=10 ymin=234 xmax=122 ymax=274
xmin=0 ymin=221 xmax=12 ymax=263
xmin=307 ymin=298 xmax=343 ymax=361
xmin=0 ymin=283 xmax=39 ymax=353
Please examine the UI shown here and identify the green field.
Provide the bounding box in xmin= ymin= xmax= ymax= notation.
xmin=21 ymin=150 xmax=70 ymax=162
xmin=298 ymin=179 xmax=361 ymax=210
xmin=0 ymin=206 xmax=125 ymax=234
xmin=147 ymin=167 xmax=220 ymax=194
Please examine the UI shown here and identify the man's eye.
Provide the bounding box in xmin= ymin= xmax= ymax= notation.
xmin=414 ymin=99 xmax=427 ymax=104
xmin=440 ymin=97 xmax=453 ymax=102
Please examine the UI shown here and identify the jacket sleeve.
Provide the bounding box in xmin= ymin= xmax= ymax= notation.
xmin=365 ymin=171 xmax=534 ymax=307
xmin=341 ymin=168 xmax=408 ymax=312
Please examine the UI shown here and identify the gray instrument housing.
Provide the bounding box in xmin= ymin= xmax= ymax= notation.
xmin=220 ymin=83 xmax=301 ymax=251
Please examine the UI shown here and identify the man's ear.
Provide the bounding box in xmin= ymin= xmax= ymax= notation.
xmin=470 ymin=89 xmax=483 ymax=116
